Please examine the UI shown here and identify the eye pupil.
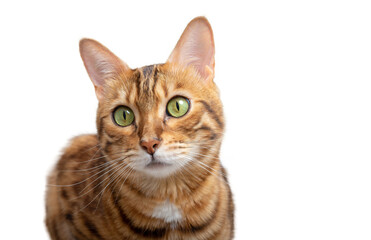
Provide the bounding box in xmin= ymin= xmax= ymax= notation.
xmin=176 ymin=101 xmax=180 ymax=111
xmin=123 ymin=111 xmax=126 ymax=120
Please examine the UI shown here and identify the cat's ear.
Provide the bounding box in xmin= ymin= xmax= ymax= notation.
xmin=167 ymin=17 xmax=215 ymax=83
xmin=79 ymin=38 xmax=130 ymax=100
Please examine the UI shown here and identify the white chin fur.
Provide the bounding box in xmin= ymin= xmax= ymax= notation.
xmin=133 ymin=148 xmax=190 ymax=178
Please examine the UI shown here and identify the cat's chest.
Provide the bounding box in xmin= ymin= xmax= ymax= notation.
xmin=151 ymin=200 xmax=182 ymax=223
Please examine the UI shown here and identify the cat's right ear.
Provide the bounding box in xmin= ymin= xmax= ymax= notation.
xmin=167 ymin=17 xmax=215 ymax=84
xmin=79 ymin=39 xmax=130 ymax=101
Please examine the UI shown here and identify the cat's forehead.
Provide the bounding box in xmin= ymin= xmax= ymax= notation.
xmin=136 ymin=64 xmax=161 ymax=101
xmin=106 ymin=63 xmax=208 ymax=115
xmin=107 ymin=64 xmax=167 ymax=113
xmin=134 ymin=64 xmax=163 ymax=111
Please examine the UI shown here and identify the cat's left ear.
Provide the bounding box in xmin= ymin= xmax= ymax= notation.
xmin=79 ymin=38 xmax=130 ymax=101
xmin=167 ymin=17 xmax=215 ymax=83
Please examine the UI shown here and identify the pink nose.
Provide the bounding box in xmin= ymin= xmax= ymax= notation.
xmin=140 ymin=138 xmax=161 ymax=155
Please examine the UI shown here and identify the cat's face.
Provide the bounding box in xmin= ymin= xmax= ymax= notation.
xmin=96 ymin=64 xmax=223 ymax=177
xmin=80 ymin=17 xmax=223 ymax=178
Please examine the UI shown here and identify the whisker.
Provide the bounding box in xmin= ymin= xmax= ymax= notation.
xmin=175 ymin=159 xmax=200 ymax=181
xmin=71 ymin=163 xmax=129 ymax=202
xmin=76 ymin=163 xmax=129 ymax=214
xmin=189 ymin=152 xmax=220 ymax=161
xmin=115 ymin=166 xmax=134 ymax=202
xmin=48 ymin=156 xmax=127 ymax=187
xmin=74 ymin=149 xmax=131 ymax=164
xmin=94 ymin=164 xmax=132 ymax=212
xmin=111 ymin=163 xmax=132 ymax=191
xmin=184 ymin=152 xmax=226 ymax=177
xmin=59 ymin=159 xmax=110 ymax=173
xmin=59 ymin=153 xmax=134 ymax=173
xmin=197 ymin=160 xmax=227 ymax=178
xmin=80 ymin=143 xmax=101 ymax=154
xmin=74 ymin=145 xmax=103 ymax=163
xmin=181 ymin=156 xmax=227 ymax=184
xmin=77 ymin=160 xmax=128 ymax=195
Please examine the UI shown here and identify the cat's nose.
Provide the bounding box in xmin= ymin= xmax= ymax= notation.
xmin=140 ymin=138 xmax=161 ymax=155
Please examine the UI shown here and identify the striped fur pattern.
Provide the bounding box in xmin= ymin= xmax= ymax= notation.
xmin=45 ymin=17 xmax=234 ymax=240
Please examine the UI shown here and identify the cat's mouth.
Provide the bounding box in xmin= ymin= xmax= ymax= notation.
xmin=146 ymin=161 xmax=170 ymax=168
xmin=140 ymin=154 xmax=183 ymax=177
xmin=146 ymin=157 xmax=172 ymax=169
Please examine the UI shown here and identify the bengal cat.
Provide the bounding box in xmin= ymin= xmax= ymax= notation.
xmin=45 ymin=16 xmax=234 ymax=240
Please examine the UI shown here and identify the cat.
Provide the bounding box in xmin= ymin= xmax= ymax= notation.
xmin=45 ymin=16 xmax=234 ymax=240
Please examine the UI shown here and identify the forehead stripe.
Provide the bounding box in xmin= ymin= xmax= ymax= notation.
xmin=142 ymin=64 xmax=155 ymax=79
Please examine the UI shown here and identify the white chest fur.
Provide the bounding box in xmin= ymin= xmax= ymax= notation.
xmin=151 ymin=200 xmax=182 ymax=223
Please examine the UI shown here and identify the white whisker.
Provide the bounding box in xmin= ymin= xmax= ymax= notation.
xmin=48 ymin=156 xmax=128 ymax=187
xmin=76 ymin=163 xmax=129 ymax=213
xmin=181 ymin=155 xmax=227 ymax=184
xmin=94 ymin=164 xmax=132 ymax=212
xmin=115 ymin=167 xmax=134 ymax=202
xmin=76 ymin=161 xmax=128 ymax=197
xmin=75 ymin=145 xmax=103 ymax=163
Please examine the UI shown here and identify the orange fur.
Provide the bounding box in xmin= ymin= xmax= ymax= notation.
xmin=45 ymin=17 xmax=234 ymax=240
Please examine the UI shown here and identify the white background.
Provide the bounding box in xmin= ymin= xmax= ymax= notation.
xmin=1 ymin=0 xmax=370 ymax=239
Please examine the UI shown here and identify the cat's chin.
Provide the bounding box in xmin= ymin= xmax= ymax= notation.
xmin=140 ymin=162 xmax=180 ymax=178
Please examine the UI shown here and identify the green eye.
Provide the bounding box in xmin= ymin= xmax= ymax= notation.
xmin=113 ymin=106 xmax=135 ymax=127
xmin=167 ymin=96 xmax=190 ymax=118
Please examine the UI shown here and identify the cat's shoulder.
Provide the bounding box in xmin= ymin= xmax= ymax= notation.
xmin=55 ymin=134 xmax=100 ymax=171
xmin=60 ymin=134 xmax=99 ymax=160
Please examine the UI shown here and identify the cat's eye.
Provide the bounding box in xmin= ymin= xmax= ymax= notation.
xmin=113 ymin=106 xmax=135 ymax=127
xmin=166 ymin=96 xmax=190 ymax=118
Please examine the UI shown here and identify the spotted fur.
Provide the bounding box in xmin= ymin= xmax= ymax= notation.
xmin=45 ymin=17 xmax=234 ymax=240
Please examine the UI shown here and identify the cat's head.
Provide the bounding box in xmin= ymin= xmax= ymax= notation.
xmin=80 ymin=17 xmax=224 ymax=178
